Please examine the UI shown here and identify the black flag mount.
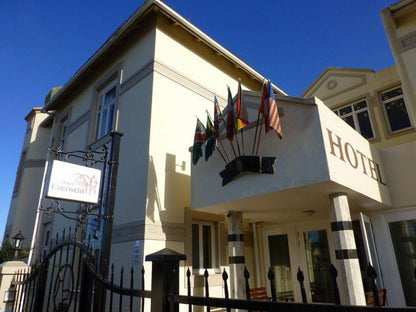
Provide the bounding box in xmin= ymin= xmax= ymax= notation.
xmin=219 ymin=156 xmax=276 ymax=186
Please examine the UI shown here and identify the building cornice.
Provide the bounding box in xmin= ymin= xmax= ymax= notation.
xmin=44 ymin=0 xmax=286 ymax=111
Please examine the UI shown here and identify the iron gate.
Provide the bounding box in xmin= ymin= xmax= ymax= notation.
xmin=11 ymin=233 xmax=150 ymax=312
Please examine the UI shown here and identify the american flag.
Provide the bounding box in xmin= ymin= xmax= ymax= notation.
xmin=266 ymin=80 xmax=282 ymax=139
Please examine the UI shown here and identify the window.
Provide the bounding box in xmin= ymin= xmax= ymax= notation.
xmin=192 ymin=221 xmax=217 ymax=271
xmin=380 ymin=87 xmax=412 ymax=134
xmin=95 ymin=84 xmax=117 ymax=140
xmin=13 ymin=150 xmax=26 ymax=196
xmin=333 ymin=100 xmax=375 ymax=139
xmin=42 ymin=223 xmax=52 ymax=260
xmin=58 ymin=116 xmax=69 ymax=150
xmin=389 ymin=219 xmax=416 ymax=306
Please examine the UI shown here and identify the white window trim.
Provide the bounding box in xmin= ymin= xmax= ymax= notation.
xmin=379 ymin=86 xmax=413 ymax=135
xmin=89 ymin=64 xmax=123 ymax=145
xmin=192 ymin=220 xmax=220 ymax=275
xmin=95 ymin=83 xmax=118 ymax=140
xmin=13 ymin=149 xmax=27 ymax=196
xmin=333 ymin=99 xmax=376 ymax=140
xmin=57 ymin=114 xmax=70 ymax=150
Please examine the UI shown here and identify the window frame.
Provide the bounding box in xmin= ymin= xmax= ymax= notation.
xmin=12 ymin=149 xmax=27 ymax=197
xmin=333 ymin=99 xmax=376 ymax=140
xmin=89 ymin=64 xmax=122 ymax=144
xmin=192 ymin=220 xmax=220 ymax=274
xmin=56 ymin=113 xmax=70 ymax=150
xmin=379 ymin=86 xmax=413 ymax=135
xmin=95 ymin=83 xmax=118 ymax=140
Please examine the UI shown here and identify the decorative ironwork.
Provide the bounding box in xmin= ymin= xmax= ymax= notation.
xmin=39 ymin=143 xmax=114 ymax=241
xmin=53 ymin=264 xmax=74 ymax=312
xmin=48 ymin=145 xmax=109 ymax=167
xmin=12 ymin=239 xmax=398 ymax=312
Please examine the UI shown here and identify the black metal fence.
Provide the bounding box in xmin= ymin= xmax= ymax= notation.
xmin=9 ymin=230 xmax=416 ymax=312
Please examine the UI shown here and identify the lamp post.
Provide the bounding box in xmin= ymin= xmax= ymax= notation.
xmin=12 ymin=231 xmax=25 ymax=260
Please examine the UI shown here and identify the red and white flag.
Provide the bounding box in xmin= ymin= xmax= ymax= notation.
xmin=260 ymin=80 xmax=282 ymax=139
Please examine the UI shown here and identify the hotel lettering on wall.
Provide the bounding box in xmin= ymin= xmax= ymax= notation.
xmin=46 ymin=160 xmax=102 ymax=204
xmin=326 ymin=128 xmax=386 ymax=185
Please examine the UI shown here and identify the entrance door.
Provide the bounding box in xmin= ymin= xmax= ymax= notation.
xmin=297 ymin=224 xmax=336 ymax=303
xmin=263 ymin=226 xmax=298 ymax=302
xmin=359 ymin=213 xmax=384 ymax=289
xmin=264 ymin=224 xmax=336 ymax=303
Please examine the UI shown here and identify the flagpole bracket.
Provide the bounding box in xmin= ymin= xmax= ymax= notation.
xmin=219 ymin=155 xmax=276 ymax=186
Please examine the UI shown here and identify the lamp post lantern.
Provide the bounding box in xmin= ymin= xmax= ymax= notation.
xmin=12 ymin=231 xmax=25 ymax=259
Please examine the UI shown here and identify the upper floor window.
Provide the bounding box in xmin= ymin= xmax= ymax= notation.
xmin=95 ymin=84 xmax=117 ymax=140
xmin=58 ymin=117 xmax=69 ymax=150
xmin=13 ymin=150 xmax=26 ymax=196
xmin=333 ymin=100 xmax=375 ymax=139
xmin=379 ymin=87 xmax=412 ymax=134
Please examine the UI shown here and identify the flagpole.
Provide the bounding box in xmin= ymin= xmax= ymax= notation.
xmin=221 ymin=112 xmax=237 ymax=159
xmin=253 ymin=79 xmax=267 ymax=155
xmin=240 ymin=128 xmax=245 ymax=155
xmin=206 ymin=109 xmax=230 ymax=163
xmin=234 ymin=126 xmax=241 ymax=157
xmin=216 ymin=142 xmax=228 ymax=164
xmin=252 ymin=108 xmax=261 ymax=155
xmin=255 ymin=115 xmax=264 ymax=155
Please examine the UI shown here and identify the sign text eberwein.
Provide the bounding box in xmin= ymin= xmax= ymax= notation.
xmin=46 ymin=160 xmax=102 ymax=204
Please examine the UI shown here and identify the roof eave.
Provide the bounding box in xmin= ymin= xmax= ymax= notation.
xmin=45 ymin=0 xmax=287 ymax=110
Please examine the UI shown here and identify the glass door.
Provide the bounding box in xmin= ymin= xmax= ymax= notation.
xmin=268 ymin=234 xmax=294 ymax=301
xmin=359 ymin=213 xmax=384 ymax=288
xmin=298 ymin=224 xmax=336 ymax=303
xmin=263 ymin=226 xmax=298 ymax=302
xmin=389 ymin=219 xmax=416 ymax=306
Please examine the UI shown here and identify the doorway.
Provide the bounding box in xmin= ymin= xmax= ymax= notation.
xmin=264 ymin=223 xmax=336 ymax=303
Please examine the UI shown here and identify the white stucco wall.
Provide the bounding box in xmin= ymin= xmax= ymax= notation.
xmin=317 ymin=98 xmax=391 ymax=206
xmin=191 ymin=97 xmax=331 ymax=212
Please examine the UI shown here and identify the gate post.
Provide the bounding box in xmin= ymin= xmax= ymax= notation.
xmin=146 ymin=248 xmax=186 ymax=312
xmin=79 ymin=257 xmax=94 ymax=312
xmin=33 ymin=259 xmax=49 ymax=312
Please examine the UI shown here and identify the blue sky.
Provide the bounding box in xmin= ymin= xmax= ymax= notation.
xmin=0 ymin=0 xmax=394 ymax=241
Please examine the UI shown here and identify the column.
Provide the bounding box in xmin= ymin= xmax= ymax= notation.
xmin=329 ymin=193 xmax=366 ymax=305
xmin=227 ymin=211 xmax=246 ymax=300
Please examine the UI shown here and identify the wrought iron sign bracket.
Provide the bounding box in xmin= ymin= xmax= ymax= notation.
xmin=42 ymin=143 xmax=115 ymax=239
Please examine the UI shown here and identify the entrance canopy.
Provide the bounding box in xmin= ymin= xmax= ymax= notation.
xmin=191 ymin=93 xmax=391 ymax=223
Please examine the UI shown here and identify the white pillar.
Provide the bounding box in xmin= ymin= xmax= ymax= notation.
xmin=329 ymin=193 xmax=366 ymax=305
xmin=227 ymin=211 xmax=246 ymax=300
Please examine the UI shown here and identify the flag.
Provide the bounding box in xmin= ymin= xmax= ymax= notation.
xmin=226 ymin=86 xmax=235 ymax=141
xmin=214 ymin=96 xmax=223 ymax=139
xmin=236 ymin=79 xmax=249 ymax=131
xmin=259 ymin=80 xmax=282 ymax=139
xmin=205 ymin=116 xmax=216 ymax=161
xmin=259 ymin=80 xmax=269 ymax=126
xmin=192 ymin=118 xmax=206 ymax=165
xmin=266 ymin=80 xmax=282 ymax=138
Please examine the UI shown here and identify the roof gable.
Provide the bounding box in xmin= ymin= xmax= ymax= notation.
xmin=302 ymin=67 xmax=374 ymax=100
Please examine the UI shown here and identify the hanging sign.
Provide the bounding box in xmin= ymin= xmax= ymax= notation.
xmin=46 ymin=160 xmax=102 ymax=204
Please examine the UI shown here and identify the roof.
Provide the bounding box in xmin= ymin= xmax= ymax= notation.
xmin=44 ymin=0 xmax=286 ymax=110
